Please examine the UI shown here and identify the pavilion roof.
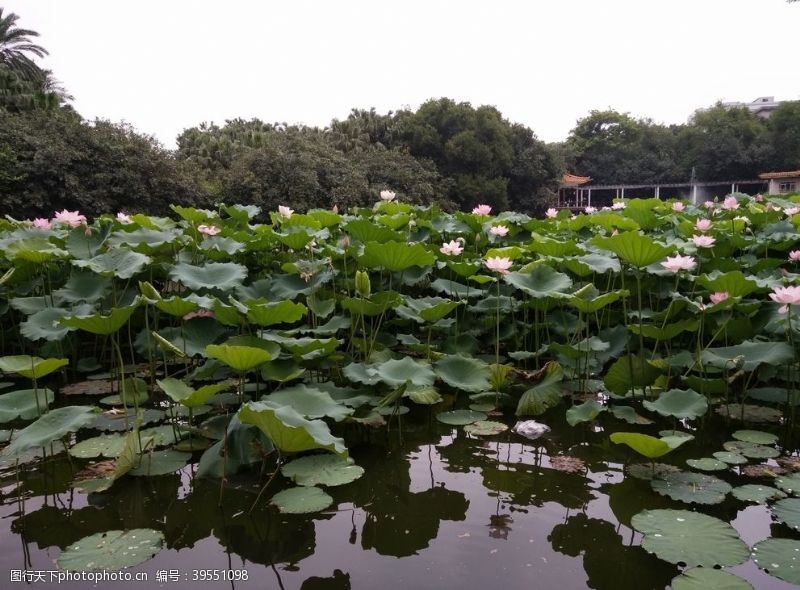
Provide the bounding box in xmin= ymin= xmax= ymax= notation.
xmin=561 ymin=173 xmax=592 ymax=187
xmin=759 ymin=170 xmax=800 ymax=180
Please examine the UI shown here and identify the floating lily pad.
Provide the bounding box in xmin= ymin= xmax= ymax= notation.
xmin=731 ymin=484 xmax=786 ymax=504
xmin=57 ymin=529 xmax=164 ymax=571
xmin=722 ymin=440 xmax=779 ymax=459
xmin=139 ymin=425 xmax=186 ymax=447
xmin=715 ymin=404 xmax=782 ymax=423
xmin=626 ymin=462 xmax=681 ymax=481
xmin=775 ymin=473 xmax=800 ymax=496
xmin=752 ymin=538 xmax=800 ymax=585
xmin=687 ymin=458 xmax=729 ymax=472
xmin=772 ymin=497 xmax=800 ymax=530
xmin=670 ymin=568 xmax=753 ymax=590
xmin=270 ymin=486 xmax=333 ymax=514
xmin=713 ymin=451 xmax=748 ymax=465
xmin=651 ymin=472 xmax=731 ymax=504
xmin=92 ymin=409 xmax=164 ymax=431
xmin=0 ymin=388 xmax=54 ymax=422
xmin=281 ymin=454 xmax=364 ymax=487
xmin=468 ymin=403 xmax=496 ymax=413
xmin=69 ymin=433 xmax=126 ymax=458
xmin=436 ymin=409 xmax=487 ymax=426
xmin=732 ymin=430 xmax=779 ymax=445
xmin=631 ymin=509 xmax=749 ymax=567
xmin=463 ymin=420 xmax=508 ymax=436
xmin=129 ymin=450 xmax=191 ymax=476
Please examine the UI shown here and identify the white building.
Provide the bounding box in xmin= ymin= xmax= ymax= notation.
xmin=760 ymin=170 xmax=800 ymax=195
xmin=721 ymin=96 xmax=784 ymax=119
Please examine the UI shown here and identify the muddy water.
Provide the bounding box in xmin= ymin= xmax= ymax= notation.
xmin=1 ymin=410 xmax=797 ymax=590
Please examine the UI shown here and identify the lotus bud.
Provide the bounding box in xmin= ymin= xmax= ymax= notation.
xmin=355 ymin=270 xmax=371 ymax=299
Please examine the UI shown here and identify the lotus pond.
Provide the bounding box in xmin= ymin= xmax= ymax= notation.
xmin=1 ymin=195 xmax=800 ymax=589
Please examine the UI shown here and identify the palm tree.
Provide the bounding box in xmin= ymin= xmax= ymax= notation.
xmin=0 ymin=8 xmax=48 ymax=82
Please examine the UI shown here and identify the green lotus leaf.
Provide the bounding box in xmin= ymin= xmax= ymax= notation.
xmin=205 ymin=344 xmax=273 ymax=371
xmin=260 ymin=334 xmax=340 ymax=360
xmin=359 ymin=241 xmax=435 ymax=271
xmin=271 ymin=485 xmax=333 ymax=514
xmin=405 ymin=385 xmax=443 ymax=405
xmin=156 ymin=377 xmax=228 ymax=408
xmin=429 ymin=278 xmax=481 ymax=299
xmin=566 ymin=400 xmax=606 ymax=426
xmin=0 ymin=388 xmax=54 ymax=422
xmin=503 ymin=265 xmax=572 ymax=299
xmin=686 ymin=458 xmax=728 ymax=471
xmin=281 ymin=454 xmax=364 ymax=487
xmin=238 ymin=401 xmax=347 ymax=457
xmin=344 ymin=219 xmax=402 ymax=243
xmin=591 ymin=231 xmax=675 ymax=268
xmin=274 ymin=228 xmax=315 ymax=250
xmin=20 ymin=307 xmax=73 ymax=341
xmin=752 ymin=538 xmax=800 ymax=585
xmin=732 ymin=430 xmax=778 ymax=445
xmin=60 ymin=302 xmax=140 ymax=335
xmin=732 ymin=484 xmax=786 ymax=504
xmin=169 ymin=261 xmax=247 ymax=291
xmin=73 ymin=249 xmax=151 ymax=279
xmin=91 ymin=408 xmax=165 ymax=432
xmin=154 ymin=318 xmax=226 ymax=357
xmin=261 ymin=358 xmax=305 ymax=383
xmin=3 ymin=237 xmax=68 ymax=263
xmin=702 ymin=340 xmax=794 ymax=371
xmin=715 ymin=404 xmax=783 ymax=423
xmin=632 ymin=509 xmax=749 ymax=567
xmin=261 ymin=384 xmax=353 ymax=422
xmin=100 ymin=377 xmax=149 ymax=406
xmin=775 ymin=473 xmax=800 ymax=496
xmin=713 ymin=451 xmax=748 ymax=465
xmin=610 ymin=432 xmax=672 ymax=459
xmin=129 ymin=449 xmax=191 ymax=476
xmin=0 ymin=355 xmax=68 ymax=379
xmin=435 ymin=354 xmax=491 ymax=393
xmin=107 ymin=227 xmax=182 ymax=250
xmin=57 ymin=529 xmax=164 ymax=571
xmin=155 ymin=296 xmax=199 ymax=317
xmin=670 ymin=568 xmax=753 ymax=590
xmin=395 ymin=296 xmax=462 ymax=324
xmin=609 ymin=405 xmax=653 ymax=424
xmin=436 ymin=409 xmax=488 ymax=426
xmin=603 ymin=354 xmax=662 ymax=396
xmin=373 ymin=357 xmax=436 ymax=388
xmin=527 ymin=236 xmax=584 ymax=257
xmin=306 ymin=294 xmax=335 ymax=318
xmin=69 ymin=433 xmax=126 ymax=458
xmin=748 ymin=387 xmax=800 ymax=406
xmin=626 ymin=462 xmax=681 ymax=481
xmin=696 ymin=270 xmax=759 ymax=298
xmin=643 ymin=388 xmax=708 ymax=420
xmin=446 ymin=261 xmax=480 ymax=278
xmin=722 ymin=440 xmax=779 ymax=459
xmin=246 ymin=300 xmax=308 ymax=326
xmin=516 ymin=361 xmax=564 ymax=416
xmin=651 ymin=472 xmax=732 ymax=504
xmin=463 ymin=420 xmax=509 ymax=436
xmin=341 ymin=291 xmax=403 ymax=316
xmin=3 ymin=406 xmax=98 ymax=457
xmin=564 ymin=253 xmax=621 ymax=276
xmin=54 ymin=271 xmax=111 ymax=303
xmin=629 ymin=318 xmax=700 ymax=341
xmin=568 ymin=286 xmax=628 ymax=314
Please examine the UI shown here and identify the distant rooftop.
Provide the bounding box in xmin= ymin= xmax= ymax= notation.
xmin=561 ymin=173 xmax=591 ymax=187
xmin=759 ymin=170 xmax=800 ymax=180
xmin=721 ymin=96 xmax=786 ymax=119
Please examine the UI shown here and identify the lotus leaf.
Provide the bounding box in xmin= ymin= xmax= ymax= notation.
xmin=752 ymin=538 xmax=800 ymax=585
xmin=246 ymin=300 xmax=307 ymax=326
xmin=436 ymin=409 xmax=488 ymax=426
xmin=395 ymin=296 xmax=462 ymax=323
xmin=281 ymin=454 xmax=364 ymax=487
xmin=129 ymin=449 xmax=191 ymax=476
xmin=702 ymin=340 xmax=794 ymax=372
xmin=73 ymin=249 xmax=151 ymax=279
xmin=775 ymin=473 xmax=800 ymax=496
xmin=732 ymin=430 xmax=778 ymax=445
xmin=603 ymin=354 xmax=662 ymax=396
xmin=205 ymin=344 xmax=273 ymax=371
xmin=156 ymin=378 xmax=228 ymax=408
xmin=169 ymin=261 xmax=247 ymax=291
xmin=0 ymin=355 xmax=69 ymax=379
xmin=359 ymin=241 xmax=435 ymax=271
xmin=0 ymin=388 xmax=54 ymax=422
xmin=591 ymin=231 xmax=674 ymax=268
xmin=686 ymin=458 xmax=728 ymax=471
xmin=631 ymin=509 xmax=749 ymax=567
xmin=60 ymin=302 xmax=139 ymax=335
xmin=515 ymin=361 xmax=564 ymax=416
xmin=261 ymin=384 xmax=353 ymax=422
xmin=3 ymin=406 xmax=98 ymax=457
xmin=670 ymin=568 xmax=753 ymax=590
xmin=610 ymin=432 xmax=672 ymax=459
xmin=609 ymin=405 xmax=653 ymax=424
xmin=69 ymin=433 xmax=126 ymax=458
xmin=722 ymin=440 xmax=779 ymax=459
xmin=57 ymin=529 xmax=164 ymax=571
xmin=503 ymin=266 xmax=572 ymax=298
xmin=435 ymin=354 xmax=491 ymax=393
xmin=463 ymin=420 xmax=508 ymax=436
xmin=732 ymin=484 xmax=786 ymax=503
xmin=643 ymin=388 xmax=708 ymax=419
xmin=565 ymin=400 xmax=606 ymax=426
xmin=651 ymin=472 xmax=731 ymax=504
xmin=713 ymin=451 xmax=748 ymax=465
xmin=271 ymin=486 xmax=333 ymax=514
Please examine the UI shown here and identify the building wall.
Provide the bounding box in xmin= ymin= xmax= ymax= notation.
xmin=768 ymin=178 xmax=800 ymax=195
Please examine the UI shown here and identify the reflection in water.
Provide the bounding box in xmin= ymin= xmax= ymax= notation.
xmin=300 ymin=569 xmax=351 ymax=589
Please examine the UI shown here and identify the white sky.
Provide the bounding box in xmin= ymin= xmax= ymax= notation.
xmin=5 ymin=0 xmax=799 ymax=148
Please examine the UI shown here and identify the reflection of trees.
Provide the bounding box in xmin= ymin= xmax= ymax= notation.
xmin=300 ymin=569 xmax=351 ymax=589
xmin=349 ymin=445 xmax=469 ymax=557
xmin=549 ymin=512 xmax=675 ymax=590
xmin=12 ymin=504 xmax=120 ymax=549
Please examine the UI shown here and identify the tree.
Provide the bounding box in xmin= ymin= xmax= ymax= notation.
xmin=0 ymin=8 xmax=48 ymax=82
xmin=768 ymin=101 xmax=800 ymax=170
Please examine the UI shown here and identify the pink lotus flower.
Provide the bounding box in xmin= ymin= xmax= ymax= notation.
xmin=197 ymin=224 xmax=220 ymax=236
xmin=703 ymin=201 xmax=716 ymax=209
xmin=723 ymin=196 xmax=739 ymax=210
xmin=785 ymin=207 xmax=800 ymax=216
xmin=440 ymin=240 xmax=464 ymax=256
xmin=380 ymin=190 xmax=396 ymax=202
xmin=545 ymin=208 xmax=558 ymax=218
xmin=611 ymin=201 xmax=626 ymax=210
xmin=484 ymin=256 xmax=512 ymax=274
xmin=32 ymin=218 xmax=51 ymax=229
xmin=672 ymin=202 xmax=685 ymax=212
xmin=770 ymin=285 xmax=800 ymax=314
xmin=53 ymin=209 xmax=87 ymax=227
xmin=695 ymin=219 xmax=712 ymax=232
xmin=709 ymin=291 xmax=730 ymax=305
xmin=489 ymin=225 xmax=509 ymax=236
xmin=182 ymin=309 xmax=215 ymax=321
xmin=473 ymin=204 xmax=492 ymax=215
xmin=116 ymin=212 xmax=133 ymax=224
xmin=790 ymin=251 xmax=800 ymax=262
xmin=691 ymin=234 xmax=716 ymax=248
xmin=584 ymin=206 xmax=597 ymax=214
xmin=660 ymin=254 xmax=696 ymax=273
xmin=754 ymin=194 xmax=764 ymax=202
xmin=278 ymin=205 xmax=294 ymax=218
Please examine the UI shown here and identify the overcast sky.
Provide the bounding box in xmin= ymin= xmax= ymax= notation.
xmin=5 ymin=0 xmax=799 ymax=148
